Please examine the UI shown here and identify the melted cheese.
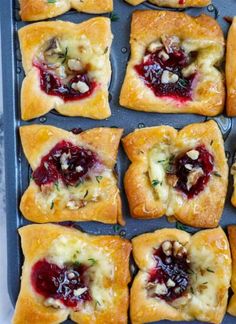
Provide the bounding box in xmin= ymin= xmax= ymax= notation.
xmin=148 ymin=145 xmax=170 ymax=204
xmin=47 ymin=234 xmax=115 ymax=311
xmin=34 ymin=169 xmax=114 ymax=213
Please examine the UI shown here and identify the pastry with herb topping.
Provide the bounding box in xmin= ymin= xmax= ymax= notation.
xmin=12 ymin=224 xmax=131 ymax=324
xmin=19 ymin=125 xmax=124 ymax=225
xmin=18 ymin=18 xmax=112 ymax=120
xmin=120 ymin=10 xmax=225 ymax=116
xmin=19 ymin=0 xmax=113 ymax=21
xmin=122 ymin=120 xmax=228 ymax=228
xmin=131 ymin=227 xmax=231 ymax=324
xmin=227 ymin=225 xmax=236 ymax=316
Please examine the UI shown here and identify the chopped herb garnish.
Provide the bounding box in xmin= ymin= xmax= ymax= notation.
xmin=110 ymin=12 xmax=119 ymax=22
xmin=190 ymin=287 xmax=194 ymax=294
xmin=152 ymin=179 xmax=162 ymax=187
xmin=74 ymin=261 xmax=81 ymax=267
xmin=175 ymin=221 xmax=196 ymax=233
xmin=187 ymin=269 xmax=195 ymax=275
xmin=104 ymin=46 xmax=108 ymax=54
xmin=83 ymin=190 xmax=89 ymax=198
xmin=96 ymin=176 xmax=103 ymax=183
xmin=88 ymin=258 xmax=97 ymax=265
xmin=54 ymin=181 xmax=60 ymax=191
xmin=213 ymin=171 xmax=221 ymax=177
xmin=48 ymin=0 xmax=56 ymax=3
xmin=202 ymin=282 xmax=208 ymax=285
xmin=95 ymin=300 xmax=101 ymax=308
xmin=50 ymin=201 xmax=54 ymax=209
xmin=210 ymin=140 xmax=214 ymax=146
xmin=206 ymin=268 xmax=215 ymax=273
xmin=59 ymin=47 xmax=68 ymax=64
xmin=113 ymin=224 xmax=121 ymax=233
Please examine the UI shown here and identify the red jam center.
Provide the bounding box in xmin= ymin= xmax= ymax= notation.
xmin=32 ymin=140 xmax=100 ymax=187
xmin=31 ymin=259 xmax=91 ymax=308
xmin=148 ymin=241 xmax=190 ymax=302
xmin=174 ymin=145 xmax=214 ymax=199
xmin=34 ymin=63 xmax=96 ymax=102
xmin=135 ymin=46 xmax=196 ymax=101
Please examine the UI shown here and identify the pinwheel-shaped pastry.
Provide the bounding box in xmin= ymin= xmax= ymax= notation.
xmin=19 ymin=0 xmax=113 ymax=21
xmin=122 ymin=120 xmax=228 ymax=228
xmin=18 ymin=18 xmax=112 ymax=120
xmin=226 ymin=17 xmax=236 ymax=116
xmin=124 ymin=0 xmax=211 ymax=8
xmin=19 ymin=125 xmax=124 ymax=224
xmin=131 ymin=227 xmax=231 ymax=324
xmin=12 ymin=224 xmax=131 ymax=324
xmin=227 ymin=225 xmax=236 ymax=316
xmin=120 ymin=10 xmax=225 ymax=116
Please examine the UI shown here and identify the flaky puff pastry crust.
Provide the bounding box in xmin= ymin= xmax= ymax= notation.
xmin=120 ymin=10 xmax=225 ymax=116
xmin=227 ymin=225 xmax=236 ymax=316
xmin=12 ymin=224 xmax=132 ymax=324
xmin=122 ymin=120 xmax=228 ymax=228
xmin=125 ymin=0 xmax=210 ymax=8
xmin=230 ymin=162 xmax=236 ymax=207
xmin=19 ymin=125 xmax=124 ymax=225
xmin=19 ymin=0 xmax=113 ymax=21
xmin=18 ymin=19 xmax=112 ymax=120
xmin=226 ymin=17 xmax=236 ymax=116
xmin=131 ymin=227 xmax=231 ymax=324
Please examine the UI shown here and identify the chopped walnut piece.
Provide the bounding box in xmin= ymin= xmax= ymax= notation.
xmin=161 ymin=35 xmax=180 ymax=54
xmin=186 ymin=167 xmax=204 ymax=190
xmin=148 ymin=40 xmax=163 ymax=53
xmin=186 ymin=149 xmax=199 ymax=160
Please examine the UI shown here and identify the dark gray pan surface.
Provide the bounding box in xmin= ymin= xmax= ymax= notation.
xmin=1 ymin=0 xmax=236 ymax=323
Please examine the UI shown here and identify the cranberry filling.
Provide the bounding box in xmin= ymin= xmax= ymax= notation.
xmin=148 ymin=241 xmax=190 ymax=302
xmin=34 ymin=63 xmax=96 ymax=102
xmin=31 ymin=259 xmax=91 ymax=308
xmin=135 ymin=45 xmax=196 ymax=101
xmin=32 ymin=140 xmax=100 ymax=187
xmin=174 ymin=145 xmax=214 ymax=199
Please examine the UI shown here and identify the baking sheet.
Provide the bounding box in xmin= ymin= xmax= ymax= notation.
xmin=1 ymin=0 xmax=236 ymax=323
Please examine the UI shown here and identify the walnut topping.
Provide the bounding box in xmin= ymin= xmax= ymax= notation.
xmin=173 ymin=241 xmax=186 ymax=257
xmin=186 ymin=149 xmax=199 ymax=160
xmin=73 ymin=287 xmax=88 ymax=297
xmin=162 ymin=241 xmax=172 ymax=256
xmin=166 ymin=174 xmax=178 ymax=187
xmin=68 ymin=59 xmax=84 ymax=72
xmin=186 ymin=167 xmax=204 ymax=190
xmin=166 ymin=278 xmax=176 ymax=288
xmin=161 ymin=35 xmax=180 ymax=54
xmin=76 ymin=165 xmax=83 ymax=173
xmin=148 ymin=40 xmax=163 ymax=53
xmin=185 ymin=164 xmax=193 ymax=171
xmin=71 ymin=81 xmax=89 ymax=93
xmin=155 ymin=283 xmax=168 ymax=295
xmin=44 ymin=298 xmax=65 ymax=309
xmin=161 ymin=70 xmax=179 ymax=84
xmin=158 ymin=50 xmax=170 ymax=61
xmin=60 ymin=152 xmax=70 ymax=170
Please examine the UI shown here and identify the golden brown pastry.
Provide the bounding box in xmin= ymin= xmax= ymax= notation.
xmin=18 ymin=18 xmax=112 ymax=120
xmin=230 ymin=162 xmax=236 ymax=207
xmin=19 ymin=125 xmax=124 ymax=225
xmin=124 ymin=0 xmax=211 ymax=8
xmin=120 ymin=10 xmax=225 ymax=116
xmin=12 ymin=224 xmax=131 ymax=324
xmin=131 ymin=227 xmax=231 ymax=324
xmin=19 ymin=0 xmax=113 ymax=21
xmin=122 ymin=120 xmax=228 ymax=228
xmin=227 ymin=225 xmax=236 ymax=316
xmin=226 ymin=17 xmax=236 ymax=116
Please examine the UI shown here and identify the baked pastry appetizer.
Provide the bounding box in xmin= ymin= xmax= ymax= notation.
xmin=18 ymin=19 xmax=112 ymax=120
xmin=131 ymin=227 xmax=231 ymax=324
xmin=231 ymin=162 xmax=236 ymax=207
xmin=19 ymin=125 xmax=124 ymax=225
xmin=120 ymin=10 xmax=225 ymax=116
xmin=19 ymin=0 xmax=113 ymax=21
xmin=12 ymin=224 xmax=131 ymax=324
xmin=122 ymin=120 xmax=228 ymax=228
xmin=228 ymin=225 xmax=236 ymax=316
xmin=226 ymin=17 xmax=236 ymax=116
xmin=124 ymin=0 xmax=211 ymax=8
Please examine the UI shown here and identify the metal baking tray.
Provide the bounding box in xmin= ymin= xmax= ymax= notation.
xmin=1 ymin=0 xmax=236 ymax=323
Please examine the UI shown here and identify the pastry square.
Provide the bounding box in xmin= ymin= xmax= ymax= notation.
xmin=12 ymin=224 xmax=131 ymax=324
xmin=228 ymin=226 xmax=236 ymax=316
xmin=20 ymin=125 xmax=124 ymax=225
xmin=120 ymin=10 xmax=225 ymax=116
xmin=18 ymin=18 xmax=112 ymax=120
xmin=226 ymin=17 xmax=236 ymax=116
xmin=122 ymin=120 xmax=228 ymax=228
xmin=124 ymin=0 xmax=211 ymax=8
xmin=131 ymin=227 xmax=231 ymax=324
xmin=19 ymin=0 xmax=113 ymax=21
